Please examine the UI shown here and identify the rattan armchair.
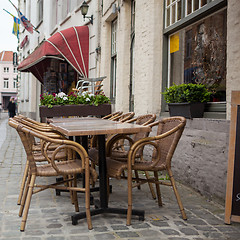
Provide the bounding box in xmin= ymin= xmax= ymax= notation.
xmin=13 ymin=116 xmax=67 ymax=205
xmin=104 ymin=114 xmax=157 ymax=198
xmin=106 ymin=116 xmax=187 ymax=226
xmin=9 ymin=118 xmax=97 ymax=231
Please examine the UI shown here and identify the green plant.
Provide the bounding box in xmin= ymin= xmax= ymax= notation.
xmin=162 ymin=83 xmax=211 ymax=103
xmin=40 ymin=91 xmax=111 ymax=108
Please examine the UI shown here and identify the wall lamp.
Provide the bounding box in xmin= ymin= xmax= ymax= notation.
xmin=80 ymin=1 xmax=93 ymax=24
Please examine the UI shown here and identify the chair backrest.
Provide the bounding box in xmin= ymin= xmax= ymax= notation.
xmin=150 ymin=116 xmax=186 ymax=168
xmin=102 ymin=111 xmax=123 ymax=120
xmin=126 ymin=114 xmax=156 ymax=142
xmin=8 ymin=118 xmax=88 ymax=175
xmin=111 ymin=112 xmax=135 ymax=122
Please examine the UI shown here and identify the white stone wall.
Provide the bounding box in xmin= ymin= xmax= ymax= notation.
xmin=101 ymin=0 xmax=163 ymax=115
xmin=226 ymin=0 xmax=240 ymax=119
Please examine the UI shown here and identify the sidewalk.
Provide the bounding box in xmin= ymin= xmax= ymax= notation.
xmin=0 ymin=114 xmax=240 ymax=239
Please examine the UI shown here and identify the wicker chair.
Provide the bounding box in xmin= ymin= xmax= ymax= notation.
xmin=13 ymin=116 xmax=67 ymax=205
xmin=104 ymin=114 xmax=157 ymax=198
xmin=106 ymin=116 xmax=187 ymax=226
xmin=102 ymin=111 xmax=123 ymax=120
xmin=9 ymin=118 xmax=97 ymax=231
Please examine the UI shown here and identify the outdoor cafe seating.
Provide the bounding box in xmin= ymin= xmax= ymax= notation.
xmin=8 ymin=113 xmax=187 ymax=231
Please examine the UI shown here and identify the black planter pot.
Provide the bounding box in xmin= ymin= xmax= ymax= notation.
xmin=168 ymin=102 xmax=205 ymax=119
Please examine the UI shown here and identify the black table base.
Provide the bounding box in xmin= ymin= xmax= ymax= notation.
xmin=71 ymin=134 xmax=145 ymax=226
xmin=71 ymin=207 xmax=145 ymax=225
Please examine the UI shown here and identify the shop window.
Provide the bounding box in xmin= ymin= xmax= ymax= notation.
xmin=168 ymin=9 xmax=226 ymax=102
xmin=110 ymin=19 xmax=117 ymax=101
xmin=4 ymin=78 xmax=9 ymax=88
xmin=43 ymin=59 xmax=77 ymax=95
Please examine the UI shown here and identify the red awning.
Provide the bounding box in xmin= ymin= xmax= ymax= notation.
xmin=18 ymin=26 xmax=89 ymax=83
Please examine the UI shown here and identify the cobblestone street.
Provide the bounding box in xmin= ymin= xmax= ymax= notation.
xmin=0 ymin=113 xmax=240 ymax=239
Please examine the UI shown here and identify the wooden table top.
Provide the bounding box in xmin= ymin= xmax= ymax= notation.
xmin=49 ymin=117 xmax=151 ymax=136
xmin=47 ymin=117 xmax=96 ymax=123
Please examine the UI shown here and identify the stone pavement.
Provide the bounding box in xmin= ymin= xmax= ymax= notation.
xmin=0 ymin=113 xmax=240 ymax=240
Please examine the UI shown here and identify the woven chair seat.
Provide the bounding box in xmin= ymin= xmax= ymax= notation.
xmin=106 ymin=158 xmax=166 ymax=179
xmin=36 ymin=160 xmax=83 ymax=176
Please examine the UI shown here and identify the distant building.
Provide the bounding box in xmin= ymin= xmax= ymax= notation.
xmin=0 ymin=51 xmax=18 ymax=110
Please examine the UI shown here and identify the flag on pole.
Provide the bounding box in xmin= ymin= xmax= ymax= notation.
xmin=3 ymin=9 xmax=20 ymax=38
xmin=12 ymin=16 xmax=20 ymax=38
xmin=8 ymin=0 xmax=38 ymax=34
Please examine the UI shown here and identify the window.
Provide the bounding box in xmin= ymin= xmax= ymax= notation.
xmin=110 ymin=19 xmax=117 ymax=101
xmin=165 ymin=0 xmax=214 ymax=28
xmin=168 ymin=9 xmax=227 ymax=101
xmin=13 ymin=78 xmax=17 ymax=88
xmin=4 ymin=67 xmax=9 ymax=73
xmin=51 ymin=0 xmax=59 ymax=29
xmin=4 ymin=78 xmax=9 ymax=88
xmin=129 ymin=0 xmax=136 ymax=111
xmin=165 ymin=0 xmax=182 ymax=28
xmin=62 ymin=0 xmax=71 ymax=19
xmin=38 ymin=0 xmax=43 ymax=23
xmin=14 ymin=67 xmax=18 ymax=73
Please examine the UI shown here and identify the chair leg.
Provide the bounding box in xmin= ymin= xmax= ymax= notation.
xmin=20 ymin=174 xmax=36 ymax=231
xmin=168 ymin=169 xmax=187 ymax=220
xmin=127 ymin=166 xmax=133 ymax=226
xmin=72 ymin=175 xmax=79 ymax=212
xmin=17 ymin=161 xmax=29 ymax=205
xmin=84 ymin=168 xmax=93 ymax=230
xmin=145 ymin=171 xmax=157 ymax=200
xmin=154 ymin=171 xmax=162 ymax=206
xmin=19 ymin=171 xmax=31 ymax=217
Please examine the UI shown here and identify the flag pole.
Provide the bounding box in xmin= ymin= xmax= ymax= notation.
xmin=8 ymin=0 xmax=40 ymax=34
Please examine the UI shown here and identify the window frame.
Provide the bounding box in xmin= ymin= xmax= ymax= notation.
xmin=38 ymin=0 xmax=43 ymax=23
xmin=110 ymin=19 xmax=118 ymax=102
xmin=3 ymin=78 xmax=9 ymax=88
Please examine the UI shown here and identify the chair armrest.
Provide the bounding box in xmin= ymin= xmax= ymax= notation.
xmin=106 ymin=134 xmax=134 ymax=157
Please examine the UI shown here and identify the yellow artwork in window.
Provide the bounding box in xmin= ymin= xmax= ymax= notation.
xmin=170 ymin=33 xmax=179 ymax=53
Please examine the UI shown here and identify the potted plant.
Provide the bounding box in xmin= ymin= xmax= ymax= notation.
xmin=162 ymin=83 xmax=211 ymax=119
xmin=39 ymin=91 xmax=111 ymax=121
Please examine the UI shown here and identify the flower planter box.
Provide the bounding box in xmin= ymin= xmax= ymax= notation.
xmin=39 ymin=104 xmax=111 ymax=122
xmin=168 ymin=102 xmax=205 ymax=119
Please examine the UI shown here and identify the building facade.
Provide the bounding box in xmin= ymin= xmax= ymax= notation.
xmin=0 ymin=51 xmax=18 ymax=110
xmin=17 ymin=0 xmax=101 ymax=119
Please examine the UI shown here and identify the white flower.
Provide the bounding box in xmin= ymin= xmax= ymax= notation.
xmin=86 ymin=97 xmax=90 ymax=102
xmin=89 ymin=93 xmax=94 ymax=97
xmin=63 ymin=96 xmax=68 ymax=101
xmin=82 ymin=91 xmax=88 ymax=96
xmin=58 ymin=92 xmax=66 ymax=98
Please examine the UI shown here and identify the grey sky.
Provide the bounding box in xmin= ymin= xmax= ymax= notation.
xmin=0 ymin=0 xmax=18 ymax=53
